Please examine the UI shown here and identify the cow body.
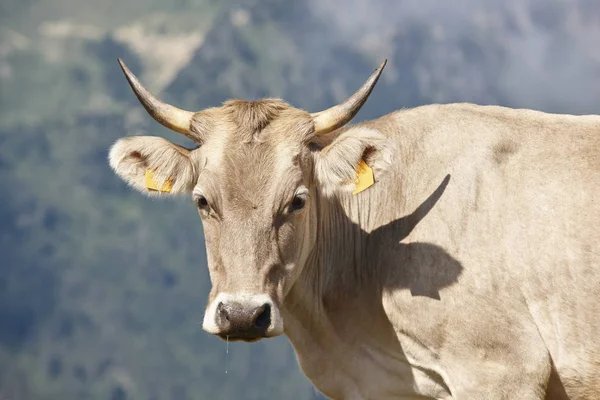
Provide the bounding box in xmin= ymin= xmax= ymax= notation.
xmin=109 ymin=59 xmax=600 ymax=399
xmin=283 ymin=103 xmax=600 ymax=399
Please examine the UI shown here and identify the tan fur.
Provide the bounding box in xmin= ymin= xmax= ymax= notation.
xmin=109 ymin=99 xmax=600 ymax=400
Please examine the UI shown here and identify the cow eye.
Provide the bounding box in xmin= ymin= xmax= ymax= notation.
xmin=289 ymin=194 xmax=306 ymax=213
xmin=196 ymin=195 xmax=209 ymax=209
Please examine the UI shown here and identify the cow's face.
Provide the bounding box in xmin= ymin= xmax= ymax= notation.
xmin=192 ymin=103 xmax=319 ymax=341
xmin=109 ymin=59 xmax=391 ymax=341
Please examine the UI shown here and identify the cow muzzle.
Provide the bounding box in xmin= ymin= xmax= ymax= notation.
xmin=202 ymin=293 xmax=283 ymax=341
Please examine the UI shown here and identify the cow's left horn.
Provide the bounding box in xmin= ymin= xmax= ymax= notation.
xmin=118 ymin=58 xmax=194 ymax=135
xmin=311 ymin=59 xmax=387 ymax=135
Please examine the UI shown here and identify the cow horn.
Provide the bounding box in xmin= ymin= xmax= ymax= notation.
xmin=311 ymin=59 xmax=387 ymax=135
xmin=117 ymin=58 xmax=194 ymax=135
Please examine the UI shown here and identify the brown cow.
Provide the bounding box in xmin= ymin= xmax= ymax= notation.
xmin=109 ymin=58 xmax=600 ymax=399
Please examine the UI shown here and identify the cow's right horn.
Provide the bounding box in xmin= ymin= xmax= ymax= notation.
xmin=118 ymin=58 xmax=194 ymax=135
xmin=311 ymin=59 xmax=387 ymax=135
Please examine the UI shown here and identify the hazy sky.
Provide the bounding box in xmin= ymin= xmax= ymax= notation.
xmin=311 ymin=0 xmax=600 ymax=114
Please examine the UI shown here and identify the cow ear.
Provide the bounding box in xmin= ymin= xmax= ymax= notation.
xmin=313 ymin=127 xmax=394 ymax=197
xmin=108 ymin=136 xmax=197 ymax=196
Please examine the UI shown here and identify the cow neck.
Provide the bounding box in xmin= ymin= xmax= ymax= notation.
xmin=284 ymin=188 xmax=393 ymax=346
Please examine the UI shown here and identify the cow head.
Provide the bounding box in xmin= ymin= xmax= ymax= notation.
xmin=109 ymin=59 xmax=392 ymax=342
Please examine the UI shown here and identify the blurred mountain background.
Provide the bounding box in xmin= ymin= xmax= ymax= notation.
xmin=0 ymin=0 xmax=599 ymax=399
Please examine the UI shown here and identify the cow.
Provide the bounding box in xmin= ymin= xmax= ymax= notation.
xmin=108 ymin=57 xmax=600 ymax=400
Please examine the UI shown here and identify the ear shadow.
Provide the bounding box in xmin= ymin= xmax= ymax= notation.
xmin=365 ymin=174 xmax=462 ymax=300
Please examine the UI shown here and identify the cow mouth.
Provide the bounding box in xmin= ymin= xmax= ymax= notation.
xmin=217 ymin=334 xmax=265 ymax=343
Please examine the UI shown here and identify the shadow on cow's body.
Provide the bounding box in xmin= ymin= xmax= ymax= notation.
xmin=370 ymin=174 xmax=459 ymax=300
xmin=277 ymin=174 xmax=466 ymax=399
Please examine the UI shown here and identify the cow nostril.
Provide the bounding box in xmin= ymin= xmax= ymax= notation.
xmin=217 ymin=302 xmax=229 ymax=321
xmin=253 ymin=304 xmax=271 ymax=330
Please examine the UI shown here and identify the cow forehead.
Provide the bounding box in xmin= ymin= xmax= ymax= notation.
xmin=224 ymin=142 xmax=276 ymax=194
xmin=198 ymin=142 xmax=305 ymax=213
xmin=192 ymin=99 xmax=313 ymax=209
xmin=220 ymin=140 xmax=304 ymax=205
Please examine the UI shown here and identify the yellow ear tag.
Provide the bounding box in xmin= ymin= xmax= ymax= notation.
xmin=352 ymin=159 xmax=374 ymax=195
xmin=145 ymin=170 xmax=172 ymax=193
